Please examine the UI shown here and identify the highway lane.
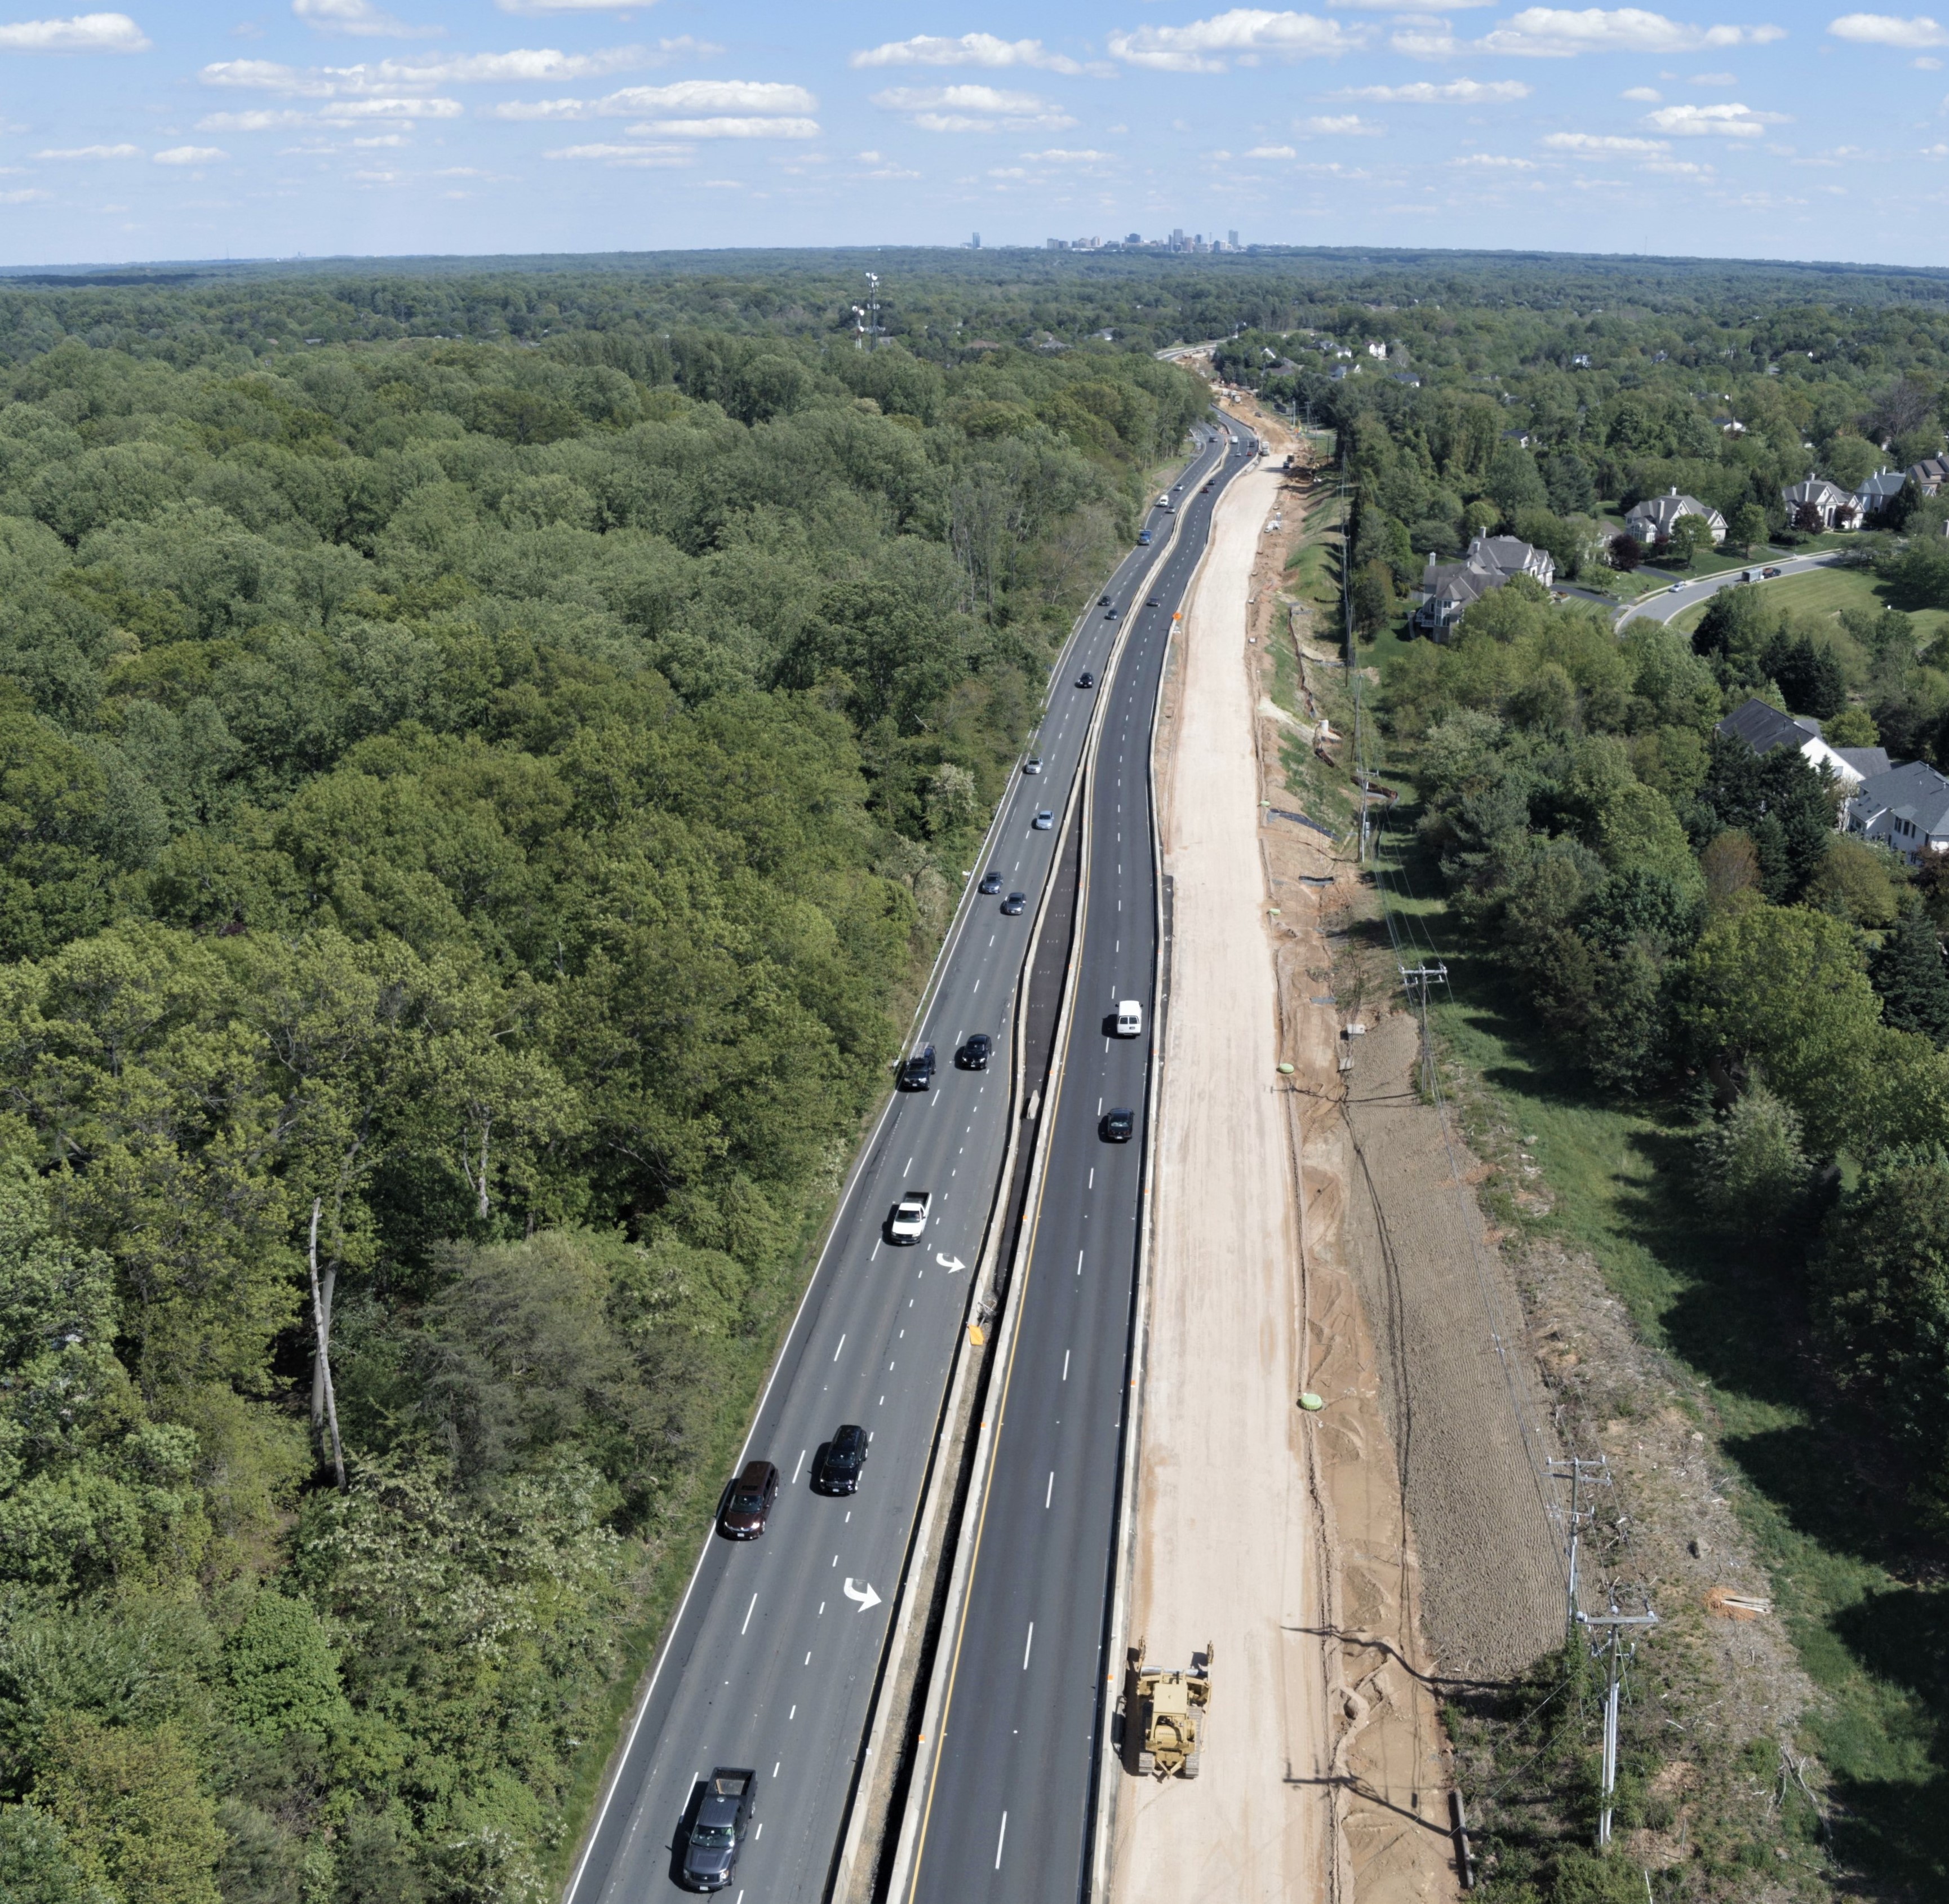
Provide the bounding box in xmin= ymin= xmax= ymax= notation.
xmin=565 ymin=423 xmax=1233 ymax=1904
xmin=902 ymin=426 xmax=1258 ymax=1904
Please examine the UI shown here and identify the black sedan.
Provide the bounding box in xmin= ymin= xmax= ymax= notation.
xmin=1077 ymin=670 xmax=1095 ymax=689
xmin=1000 ymin=892 xmax=1027 ymax=915
xmin=957 ymin=1032 xmax=992 ymax=1070
xmin=1100 ymin=1107 xmax=1135 ymax=1143
xmin=978 ymin=870 xmax=1004 ymax=894
xmin=811 ymin=1424 xmax=870 ymax=1495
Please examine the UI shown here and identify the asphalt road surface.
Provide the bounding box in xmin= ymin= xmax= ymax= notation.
xmin=564 ymin=422 xmax=1237 ymax=1904
xmin=899 ymin=428 xmax=1258 ymax=1904
xmin=1615 ymin=548 xmax=1847 ymax=627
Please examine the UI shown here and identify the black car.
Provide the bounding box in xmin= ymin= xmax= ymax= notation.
xmin=717 ymin=1461 xmax=779 ymax=1540
xmin=897 ymin=1045 xmax=936 ymax=1090
xmin=1147 ymin=597 xmax=1161 ymax=607
xmin=1000 ymin=892 xmax=1026 ymax=916
xmin=1098 ymin=593 xmax=1111 ymax=605
xmin=1101 ymin=1107 xmax=1135 ymax=1143
xmin=978 ymin=870 xmax=1003 ymax=894
xmin=957 ymin=1032 xmax=992 ymax=1070
xmin=1077 ymin=670 xmax=1095 ymax=689
xmin=680 ymin=1769 xmax=755 ymax=1891
xmin=812 ymin=1423 xmax=870 ymax=1495
xmin=1103 ymin=605 xmax=1117 ymax=618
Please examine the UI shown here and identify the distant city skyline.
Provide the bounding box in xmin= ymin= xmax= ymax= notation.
xmin=0 ymin=2 xmax=1942 ymax=269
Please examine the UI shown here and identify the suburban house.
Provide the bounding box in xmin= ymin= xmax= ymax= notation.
xmin=1714 ymin=698 xmax=1876 ymax=789
xmin=1626 ymin=487 xmax=1727 ymax=548
xmin=1781 ymin=477 xmax=1855 ymax=530
xmin=1906 ymin=455 xmax=1949 ymax=497
xmin=1853 ymin=468 xmax=1910 ymax=522
xmin=1414 ymin=534 xmax=1555 ymax=639
xmin=1846 ymin=760 xmax=1949 ymax=860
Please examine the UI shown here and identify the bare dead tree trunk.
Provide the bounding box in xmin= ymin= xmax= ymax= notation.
xmin=308 ymin=1198 xmax=347 ymax=1493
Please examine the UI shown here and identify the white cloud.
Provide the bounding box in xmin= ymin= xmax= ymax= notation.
xmin=202 ymin=46 xmax=647 ymax=92
xmin=153 ymin=144 xmax=227 ymax=162
xmin=1542 ymin=128 xmax=1670 ymax=147
xmin=499 ymin=0 xmax=637 ymax=11
xmin=543 ymin=140 xmax=691 ymax=163
xmin=0 ymin=188 xmax=51 ymax=201
xmin=871 ymin=83 xmax=1074 ymax=129
xmin=1452 ymin=150 xmax=1538 ymax=163
xmin=1917 ymin=51 xmax=1944 ymax=63
xmin=1473 ymin=8 xmax=1787 ymax=56
xmin=34 ymin=141 xmax=141 ymax=157
xmin=292 ymin=0 xmax=437 ymax=38
xmin=484 ymin=96 xmax=588 ymax=118
xmin=1338 ymin=76 xmax=1532 ymax=98
xmin=0 ymin=12 xmax=149 ymax=52
xmin=1300 ymin=110 xmax=1382 ymax=130
xmin=1828 ymin=12 xmax=1949 ymax=46
xmin=317 ymin=94 xmax=458 ymax=118
xmin=1246 ymin=141 xmax=1298 ymax=154
xmin=201 ymin=109 xmax=310 ymax=130
xmin=1022 ymin=145 xmax=1117 ymax=159
xmin=600 ymin=79 xmax=815 ymax=114
xmin=623 ymin=115 xmax=817 ymax=137
xmin=1107 ymin=9 xmax=1358 ymax=73
xmin=1690 ymin=68 xmax=1737 ymax=79
xmin=850 ymin=33 xmax=1083 ymax=73
xmin=1621 ymin=82 xmax=1662 ymax=95
xmin=1644 ymin=98 xmax=1787 ymax=132
xmin=1642 ymin=155 xmax=1712 ymax=170
xmin=1391 ymin=25 xmax=1463 ymax=52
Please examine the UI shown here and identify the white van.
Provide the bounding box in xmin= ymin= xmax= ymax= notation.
xmin=1115 ymin=1000 xmax=1143 ymax=1038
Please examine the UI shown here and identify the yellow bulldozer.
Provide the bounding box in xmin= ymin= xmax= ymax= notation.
xmin=1121 ymin=1639 xmax=1213 ymax=1778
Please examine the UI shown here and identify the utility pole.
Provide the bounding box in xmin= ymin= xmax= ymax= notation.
xmin=1548 ymin=1454 xmax=1614 ymax=1641
xmin=1577 ymin=1596 xmax=1659 ymax=1850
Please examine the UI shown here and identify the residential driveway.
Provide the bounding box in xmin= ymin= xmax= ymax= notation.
xmin=1614 ymin=549 xmax=1852 ymax=629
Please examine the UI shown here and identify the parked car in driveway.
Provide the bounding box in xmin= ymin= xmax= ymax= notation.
xmin=718 ymin=1463 xmax=778 ymax=1541
xmin=811 ymin=1423 xmax=869 ymax=1495
xmin=1032 ymin=810 xmax=1054 ymax=830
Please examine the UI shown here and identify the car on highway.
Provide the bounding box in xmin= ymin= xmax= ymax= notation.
xmin=680 ymin=1768 xmax=755 ymax=1890
xmin=956 ymin=1032 xmax=992 ymax=1070
xmin=1000 ymin=892 xmax=1026 ymax=916
xmin=1147 ymin=597 xmax=1161 ymax=607
xmin=717 ymin=1463 xmax=779 ymax=1541
xmin=1077 ymin=669 xmax=1095 ymax=687
xmin=978 ymin=870 xmax=1003 ymax=894
xmin=889 ymin=1190 xmax=931 ymax=1244
xmin=1023 ymin=756 xmax=1042 ymax=775
xmin=1101 ymin=1107 xmax=1135 ymax=1143
xmin=1098 ymin=593 xmax=1111 ymax=605
xmin=811 ymin=1423 xmax=870 ymax=1495
xmin=1115 ymin=999 xmax=1144 ymax=1037
xmin=1762 ymin=565 xmax=1782 ymax=578
xmin=897 ymin=1045 xmax=936 ymax=1090
xmin=1032 ymin=810 xmax=1054 ymax=829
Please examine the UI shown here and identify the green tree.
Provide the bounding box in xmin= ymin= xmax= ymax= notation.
xmin=1871 ymin=902 xmax=1949 ymax=1046
xmin=1666 ymin=512 xmax=1712 ymax=567
xmin=221 ymin=1592 xmax=348 ymax=1742
xmin=36 ymin=1716 xmax=221 ymax=1904
xmin=1351 ymin=560 xmax=1395 ymax=637
xmin=1730 ymin=500 xmax=1770 ymax=554
xmin=0 ymin=1804 xmax=104 ymax=1904
xmin=1695 ymin=1082 xmax=1810 ymax=1232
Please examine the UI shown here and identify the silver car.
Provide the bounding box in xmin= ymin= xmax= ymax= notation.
xmin=1032 ymin=810 xmax=1054 ymax=830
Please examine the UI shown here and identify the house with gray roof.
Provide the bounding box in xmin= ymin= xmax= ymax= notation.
xmin=1714 ymin=698 xmax=1871 ymax=789
xmin=1906 ymin=455 xmax=1949 ymax=498
xmin=1413 ymin=534 xmax=1555 ymax=640
xmin=1781 ymin=477 xmax=1855 ymax=530
xmin=1853 ymin=468 xmax=1910 ymax=522
xmin=1625 ymin=487 xmax=1726 ymax=548
xmin=1846 ymin=759 xmax=1949 ymax=860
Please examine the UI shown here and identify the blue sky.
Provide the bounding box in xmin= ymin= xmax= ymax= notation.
xmin=0 ymin=2 xmax=1945 ymax=269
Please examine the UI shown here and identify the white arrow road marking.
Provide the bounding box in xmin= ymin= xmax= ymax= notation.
xmin=935 ymin=1252 xmax=966 ymax=1272
xmin=843 ymin=1578 xmax=883 ymax=1612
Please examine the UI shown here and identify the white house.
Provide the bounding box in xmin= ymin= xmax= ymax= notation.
xmin=1626 ymin=487 xmax=1727 ymax=547
xmin=1781 ymin=477 xmax=1855 ymax=531
xmin=1414 ymin=534 xmax=1555 ymax=640
xmin=1847 ymin=760 xmax=1949 ymax=860
xmin=1715 ymin=698 xmax=1875 ymax=791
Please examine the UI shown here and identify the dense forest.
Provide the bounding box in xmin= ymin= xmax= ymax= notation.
xmin=0 ymin=276 xmax=1204 ymax=1903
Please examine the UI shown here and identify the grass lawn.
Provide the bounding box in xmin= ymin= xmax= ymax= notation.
xmin=1376 ymin=822 xmax=1949 ymax=1894
xmin=1667 ymin=562 xmax=1949 ymax=651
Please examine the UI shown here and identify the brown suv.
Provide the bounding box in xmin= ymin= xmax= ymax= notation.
xmin=718 ymin=1460 xmax=780 ymax=1540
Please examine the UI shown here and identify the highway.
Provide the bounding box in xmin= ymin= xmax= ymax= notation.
xmin=900 ymin=429 xmax=1257 ymax=1903
xmin=564 ymin=421 xmax=1237 ymax=1904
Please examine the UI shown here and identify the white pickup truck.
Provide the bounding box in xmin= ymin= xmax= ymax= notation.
xmin=889 ymin=1191 xmax=931 ymax=1244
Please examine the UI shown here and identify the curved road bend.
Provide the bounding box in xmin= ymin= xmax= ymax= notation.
xmin=565 ymin=423 xmax=1236 ymax=1904
xmin=902 ymin=428 xmax=1260 ymax=1904
xmin=1614 ymin=548 xmax=1848 ymax=628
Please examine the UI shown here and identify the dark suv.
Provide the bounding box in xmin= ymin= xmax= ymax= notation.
xmin=812 ymin=1423 xmax=870 ymax=1495
xmin=957 ymin=1032 xmax=992 ymax=1070
xmin=680 ymin=1769 xmax=755 ymax=1891
xmin=897 ymin=1045 xmax=936 ymax=1090
xmin=717 ymin=1460 xmax=779 ymax=1540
